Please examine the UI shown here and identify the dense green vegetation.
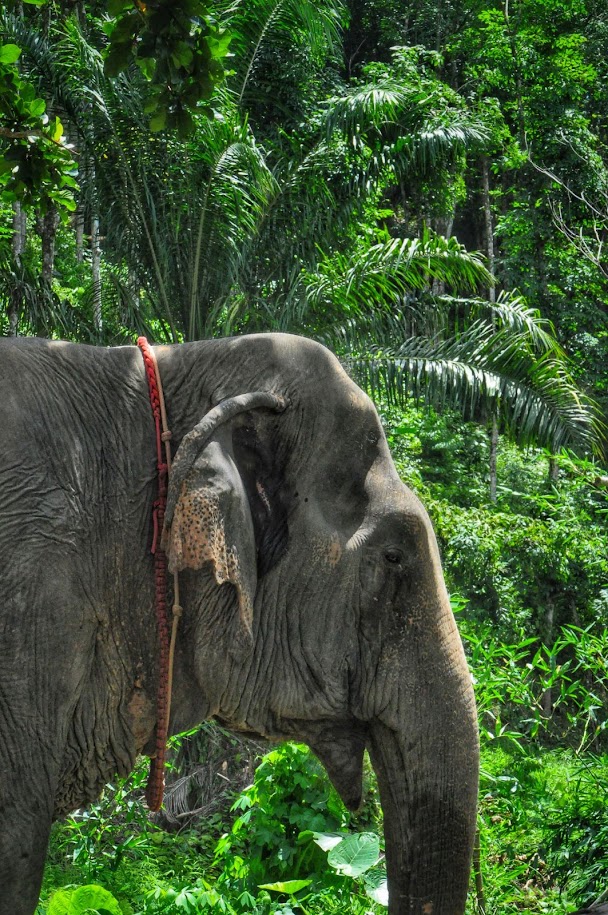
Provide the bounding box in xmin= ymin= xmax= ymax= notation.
xmin=2 ymin=0 xmax=608 ymax=912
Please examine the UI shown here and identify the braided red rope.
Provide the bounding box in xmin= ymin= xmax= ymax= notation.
xmin=137 ymin=337 xmax=172 ymax=811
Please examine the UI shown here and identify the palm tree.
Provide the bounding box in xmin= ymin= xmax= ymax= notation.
xmin=54 ymin=8 xmax=490 ymax=342
xmin=3 ymin=6 xmax=601 ymax=457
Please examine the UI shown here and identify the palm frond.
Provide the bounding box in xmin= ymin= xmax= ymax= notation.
xmin=330 ymin=315 xmax=602 ymax=454
xmin=299 ymin=234 xmax=492 ymax=328
xmin=190 ymin=127 xmax=279 ymax=338
xmin=438 ymin=291 xmax=569 ymax=357
xmin=322 ymin=75 xmax=488 ymax=179
xmin=221 ymin=0 xmax=344 ymax=105
xmin=390 ymin=118 xmax=489 ymax=175
xmin=323 ymin=79 xmax=429 ymax=137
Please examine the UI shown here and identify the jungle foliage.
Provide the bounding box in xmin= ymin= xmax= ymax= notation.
xmin=2 ymin=0 xmax=608 ymax=913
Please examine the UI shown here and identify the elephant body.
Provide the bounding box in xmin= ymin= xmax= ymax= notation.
xmin=0 ymin=334 xmax=478 ymax=914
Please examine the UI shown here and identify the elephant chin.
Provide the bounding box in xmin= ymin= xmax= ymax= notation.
xmin=305 ymin=722 xmax=368 ymax=811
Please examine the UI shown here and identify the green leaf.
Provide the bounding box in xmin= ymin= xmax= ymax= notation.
xmin=171 ymin=42 xmax=194 ymax=68
xmin=108 ymin=0 xmax=132 ymax=13
xmin=0 ymin=44 xmax=22 ymax=64
xmin=29 ymin=98 xmax=46 ymax=118
xmin=208 ymin=30 xmax=232 ymax=60
xmin=312 ymin=832 xmax=344 ymax=852
xmin=51 ymin=116 xmax=64 ymax=142
xmin=47 ymin=884 xmax=122 ymax=915
xmin=327 ymin=833 xmax=380 ymax=877
xmin=50 ymin=190 xmax=77 ymax=211
xmin=104 ymin=43 xmax=132 ymax=77
xmin=149 ymin=110 xmax=167 ymax=132
xmin=137 ymin=56 xmax=156 ymax=80
xmin=258 ymin=880 xmax=312 ymax=894
xmin=365 ymin=872 xmax=389 ymax=907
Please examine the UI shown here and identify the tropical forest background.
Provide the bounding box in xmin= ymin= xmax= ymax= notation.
xmin=2 ymin=0 xmax=608 ymax=912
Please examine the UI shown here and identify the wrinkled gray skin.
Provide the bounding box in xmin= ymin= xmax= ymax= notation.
xmin=0 ymin=334 xmax=478 ymax=915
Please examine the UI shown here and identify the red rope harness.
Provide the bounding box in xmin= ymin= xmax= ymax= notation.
xmin=137 ymin=337 xmax=181 ymax=811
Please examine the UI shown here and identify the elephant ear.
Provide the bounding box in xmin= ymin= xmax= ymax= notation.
xmin=162 ymin=391 xmax=286 ymax=645
xmin=165 ymin=437 xmax=256 ymax=642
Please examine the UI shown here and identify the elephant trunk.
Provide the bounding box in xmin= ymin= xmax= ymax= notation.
xmin=368 ymin=592 xmax=479 ymax=914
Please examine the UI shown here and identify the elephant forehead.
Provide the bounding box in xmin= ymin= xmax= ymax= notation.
xmin=364 ymin=460 xmax=432 ymax=521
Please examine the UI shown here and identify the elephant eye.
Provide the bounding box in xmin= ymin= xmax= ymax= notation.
xmin=384 ymin=548 xmax=403 ymax=565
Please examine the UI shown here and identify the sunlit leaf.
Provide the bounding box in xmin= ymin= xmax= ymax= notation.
xmin=0 ymin=43 xmax=21 ymax=64
xmin=327 ymin=833 xmax=380 ymax=877
xmin=312 ymin=832 xmax=344 ymax=852
xmin=258 ymin=879 xmax=312 ymax=893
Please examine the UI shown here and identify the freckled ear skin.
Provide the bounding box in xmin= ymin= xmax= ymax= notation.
xmin=163 ymin=438 xmax=257 ymax=644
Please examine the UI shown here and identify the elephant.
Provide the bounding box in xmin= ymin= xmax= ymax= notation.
xmin=0 ymin=332 xmax=478 ymax=915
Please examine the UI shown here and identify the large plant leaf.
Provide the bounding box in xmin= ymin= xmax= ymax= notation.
xmin=221 ymin=0 xmax=344 ymax=105
xmin=364 ymin=870 xmax=389 ymax=907
xmin=258 ymin=879 xmax=312 ymax=893
xmin=312 ymin=832 xmax=344 ymax=852
xmin=327 ymin=832 xmax=380 ymax=877
xmin=47 ymin=884 xmax=122 ymax=915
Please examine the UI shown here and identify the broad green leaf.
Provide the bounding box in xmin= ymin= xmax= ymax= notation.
xmin=365 ymin=872 xmax=389 ymax=907
xmin=171 ymin=42 xmax=194 ymax=68
xmin=258 ymin=879 xmax=312 ymax=893
xmin=208 ymin=31 xmax=232 ymax=59
xmin=50 ymin=190 xmax=77 ymax=211
xmin=108 ymin=0 xmax=132 ymax=13
xmin=149 ymin=110 xmax=167 ymax=132
xmin=29 ymin=98 xmax=46 ymax=118
xmin=104 ymin=42 xmax=132 ymax=77
xmin=137 ymin=56 xmax=156 ymax=80
xmin=71 ymin=885 xmax=123 ymax=915
xmin=312 ymin=832 xmax=344 ymax=851
xmin=46 ymin=889 xmax=72 ymax=915
xmin=51 ymin=116 xmax=64 ymax=142
xmin=47 ymin=884 xmax=122 ymax=915
xmin=327 ymin=833 xmax=380 ymax=877
xmin=0 ymin=44 xmax=22 ymax=64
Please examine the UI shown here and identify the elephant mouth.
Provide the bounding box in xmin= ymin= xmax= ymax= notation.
xmin=278 ymin=718 xmax=369 ymax=811
xmin=215 ymin=714 xmax=369 ymax=812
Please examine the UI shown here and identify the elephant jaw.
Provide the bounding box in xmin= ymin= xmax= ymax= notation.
xmin=301 ymin=721 xmax=368 ymax=811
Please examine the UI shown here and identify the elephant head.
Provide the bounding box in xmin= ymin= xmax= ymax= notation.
xmin=159 ymin=334 xmax=479 ymax=915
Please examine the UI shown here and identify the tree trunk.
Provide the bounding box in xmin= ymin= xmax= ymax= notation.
xmin=489 ymin=416 xmax=499 ymax=503
xmin=503 ymin=0 xmax=527 ymax=149
xmin=9 ymin=202 xmax=25 ymax=336
xmin=41 ymin=206 xmax=59 ymax=286
xmin=548 ymin=455 xmax=559 ymax=483
xmin=75 ymin=207 xmax=85 ymax=263
xmin=91 ymin=214 xmax=102 ymax=334
xmin=482 ymin=157 xmax=495 ymax=289
xmin=482 ymin=156 xmax=499 ymax=502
